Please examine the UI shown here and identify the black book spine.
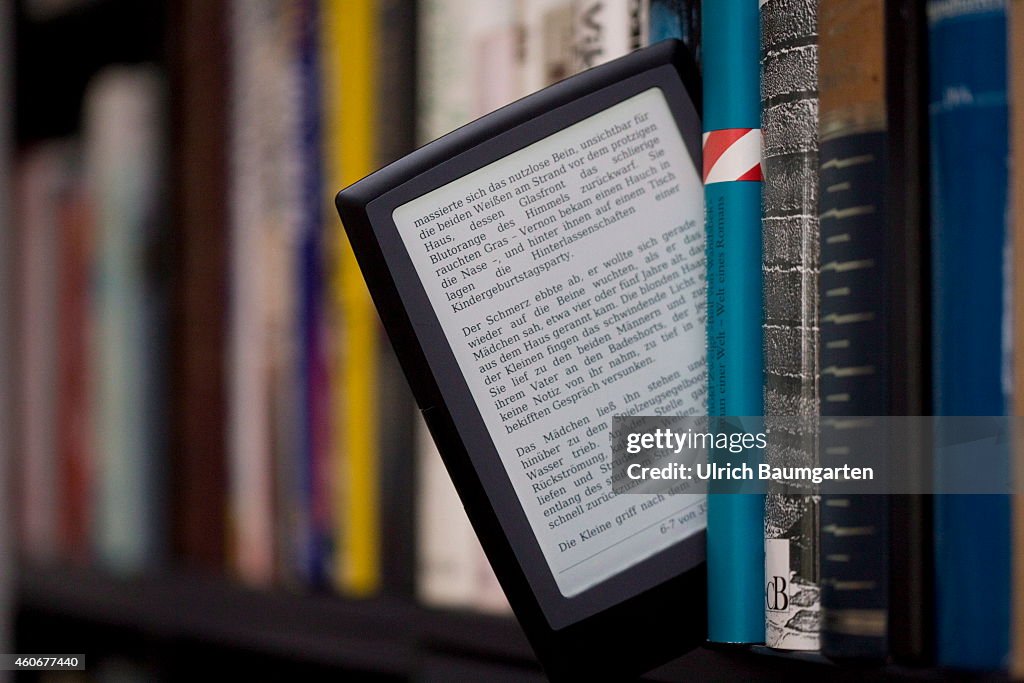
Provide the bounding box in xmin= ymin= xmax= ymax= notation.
xmin=375 ymin=0 xmax=418 ymax=597
xmin=817 ymin=0 xmax=931 ymax=661
xmin=882 ymin=0 xmax=932 ymax=664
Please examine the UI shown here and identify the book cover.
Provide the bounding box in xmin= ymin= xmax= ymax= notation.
xmin=928 ymin=0 xmax=1011 ymax=669
xmin=703 ymin=0 xmax=765 ymax=644
xmin=760 ymin=0 xmax=821 ymax=651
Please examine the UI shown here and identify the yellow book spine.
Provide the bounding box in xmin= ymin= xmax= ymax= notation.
xmin=322 ymin=0 xmax=380 ymax=596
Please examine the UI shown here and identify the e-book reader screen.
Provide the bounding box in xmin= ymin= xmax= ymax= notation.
xmin=391 ymin=87 xmax=707 ymax=599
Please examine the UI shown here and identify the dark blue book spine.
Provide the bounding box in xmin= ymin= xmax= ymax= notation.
xmin=927 ymin=0 xmax=1010 ymax=669
xmin=818 ymin=130 xmax=890 ymax=659
xmin=297 ymin=0 xmax=330 ymax=587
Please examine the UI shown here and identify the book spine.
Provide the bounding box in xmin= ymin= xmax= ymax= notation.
xmin=1012 ymin=0 xmax=1024 ymax=677
xmin=572 ymin=0 xmax=648 ymax=72
xmin=84 ymin=67 xmax=169 ymax=574
xmin=0 ymin=1 xmax=10 ymax=651
xmin=374 ymin=0 xmax=419 ymax=597
xmin=647 ymin=0 xmax=700 ymax=69
xmin=267 ymin=0 xmax=304 ymax=588
xmin=227 ymin=0 xmax=281 ymax=585
xmin=375 ymin=0 xmax=419 ymax=167
xmin=297 ymin=0 xmax=330 ymax=587
xmin=817 ymin=0 xmax=889 ymax=659
xmin=167 ymin=0 xmax=229 ymax=572
xmin=927 ymin=0 xmax=1010 ymax=669
xmin=16 ymin=145 xmax=68 ymax=564
xmin=760 ymin=0 xmax=821 ymax=651
xmin=414 ymin=416 xmax=480 ymax=609
xmin=56 ymin=173 xmax=91 ymax=565
xmin=475 ymin=1 xmax=525 ymax=106
xmin=519 ymin=0 xmax=575 ymax=96
xmin=416 ymin=0 xmax=477 ymax=142
xmin=329 ymin=0 xmax=381 ymax=596
xmin=882 ymin=0 xmax=932 ymax=664
xmin=703 ymin=0 xmax=765 ymax=644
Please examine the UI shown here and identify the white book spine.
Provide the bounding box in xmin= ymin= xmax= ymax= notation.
xmin=572 ymin=0 xmax=648 ymax=71
xmin=228 ymin=0 xmax=281 ymax=585
xmin=415 ymin=415 xmax=480 ymax=608
xmin=519 ymin=0 xmax=577 ymax=96
xmin=83 ymin=66 xmax=166 ymax=574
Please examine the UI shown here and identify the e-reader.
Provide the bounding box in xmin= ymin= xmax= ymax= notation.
xmin=336 ymin=40 xmax=706 ymax=680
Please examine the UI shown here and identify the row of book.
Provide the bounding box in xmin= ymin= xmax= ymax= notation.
xmin=13 ymin=0 xmax=1024 ymax=674
xmin=11 ymin=0 xmax=420 ymax=597
xmin=8 ymin=0 xmax=697 ymax=617
xmin=699 ymin=0 xmax=1024 ymax=672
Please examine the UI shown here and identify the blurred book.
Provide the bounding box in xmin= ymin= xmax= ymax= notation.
xmin=83 ymin=65 xmax=169 ymax=574
xmin=167 ymin=0 xmax=229 ymax=573
xmin=572 ymin=0 xmax=647 ymax=71
xmin=227 ymin=0 xmax=301 ymax=587
xmin=520 ymin=0 xmax=574 ymax=95
xmin=15 ymin=141 xmax=76 ymax=565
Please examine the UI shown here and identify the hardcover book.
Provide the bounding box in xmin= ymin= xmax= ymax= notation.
xmin=928 ymin=0 xmax=1011 ymax=669
xmin=818 ymin=0 xmax=932 ymax=661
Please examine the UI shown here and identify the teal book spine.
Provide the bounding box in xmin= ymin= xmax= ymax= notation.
xmin=702 ymin=0 xmax=765 ymax=644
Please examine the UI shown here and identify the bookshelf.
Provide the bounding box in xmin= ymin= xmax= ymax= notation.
xmin=6 ymin=0 xmax=1023 ymax=680
xmin=19 ymin=562 xmax=998 ymax=681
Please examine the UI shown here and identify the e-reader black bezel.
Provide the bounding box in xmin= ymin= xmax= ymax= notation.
xmin=336 ymin=40 xmax=706 ymax=680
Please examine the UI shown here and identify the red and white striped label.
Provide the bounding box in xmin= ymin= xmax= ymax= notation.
xmin=702 ymin=128 xmax=763 ymax=184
